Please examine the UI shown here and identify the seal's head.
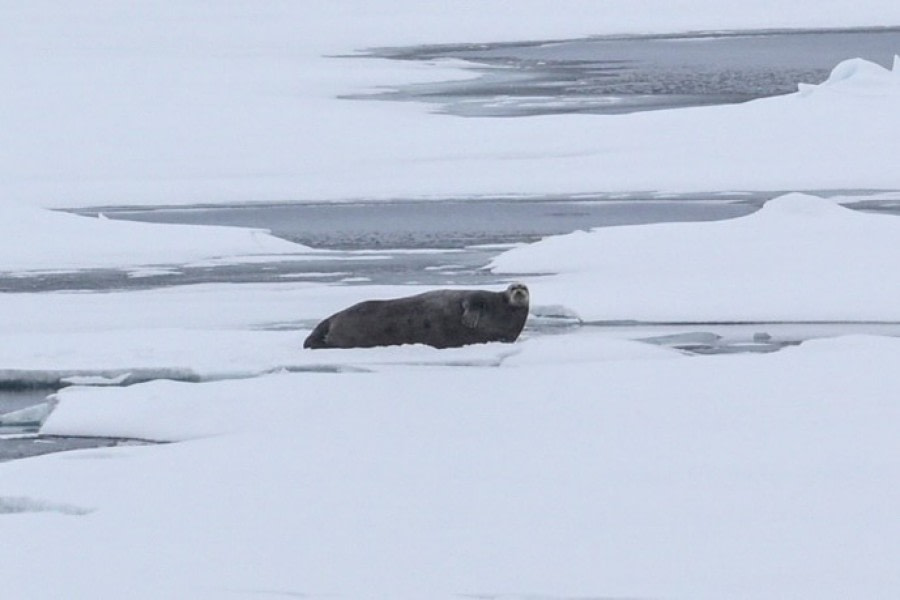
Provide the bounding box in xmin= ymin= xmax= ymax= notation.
xmin=504 ymin=282 xmax=529 ymax=308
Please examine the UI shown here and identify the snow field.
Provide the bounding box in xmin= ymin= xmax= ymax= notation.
xmin=2 ymin=191 xmax=900 ymax=596
xmin=491 ymin=192 xmax=900 ymax=321
xmin=2 ymin=4 xmax=900 ymax=209
xmin=1 ymin=335 xmax=898 ymax=599
xmin=2 ymin=2 xmax=900 ymax=598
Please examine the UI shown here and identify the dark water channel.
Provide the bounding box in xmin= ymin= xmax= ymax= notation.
xmin=356 ymin=27 xmax=900 ymax=116
xmin=92 ymin=193 xmax=764 ymax=249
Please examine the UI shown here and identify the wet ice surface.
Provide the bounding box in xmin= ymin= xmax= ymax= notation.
xmin=570 ymin=321 xmax=900 ymax=355
xmin=356 ymin=27 xmax=900 ymax=116
xmin=0 ymin=389 xmax=51 ymax=418
xmin=0 ymin=435 xmax=143 ymax=463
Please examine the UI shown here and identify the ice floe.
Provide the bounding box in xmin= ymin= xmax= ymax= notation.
xmin=0 ymin=402 xmax=55 ymax=429
xmin=799 ymin=55 xmax=900 ymax=96
xmin=491 ymin=193 xmax=900 ymax=321
xmin=0 ymin=320 xmax=681 ymax=388
xmin=0 ymin=334 xmax=895 ymax=599
xmin=0 ymin=205 xmax=309 ymax=272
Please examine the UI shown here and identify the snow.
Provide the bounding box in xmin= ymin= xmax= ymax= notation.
xmin=35 ymin=334 xmax=681 ymax=442
xmin=3 ymin=3 xmax=900 ymax=599
xmin=800 ymin=55 xmax=900 ymax=95
xmin=0 ymin=281 xmax=431 ymax=336
xmin=1 ymin=261 xmax=897 ymax=599
xmin=1 ymin=3 xmax=900 ymax=210
xmin=490 ymin=193 xmax=900 ymax=321
xmin=0 ymin=205 xmax=310 ymax=272
xmin=1 ymin=335 xmax=899 ymax=599
xmin=0 ymin=289 xmax=678 ymax=388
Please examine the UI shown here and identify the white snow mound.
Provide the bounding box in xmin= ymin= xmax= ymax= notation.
xmin=0 ymin=206 xmax=308 ymax=271
xmin=491 ymin=193 xmax=900 ymax=322
xmin=798 ymin=57 xmax=900 ymax=96
xmin=10 ymin=333 xmax=900 ymax=599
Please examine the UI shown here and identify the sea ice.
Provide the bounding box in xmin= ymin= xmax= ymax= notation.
xmin=491 ymin=193 xmax=900 ymax=322
xmin=2 ymin=5 xmax=900 ymax=599
xmin=0 ymin=334 xmax=895 ymax=599
xmin=0 ymin=402 xmax=55 ymax=428
xmin=0 ymin=205 xmax=309 ymax=272
xmin=2 ymin=5 xmax=900 ymax=209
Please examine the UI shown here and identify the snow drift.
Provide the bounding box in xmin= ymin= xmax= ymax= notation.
xmin=0 ymin=206 xmax=308 ymax=272
xmin=0 ymin=335 xmax=897 ymax=599
xmin=491 ymin=193 xmax=900 ymax=321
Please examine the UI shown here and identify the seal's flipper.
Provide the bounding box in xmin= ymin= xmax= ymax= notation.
xmin=461 ymin=299 xmax=481 ymax=329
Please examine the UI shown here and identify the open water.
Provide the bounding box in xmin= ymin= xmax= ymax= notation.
xmin=356 ymin=27 xmax=900 ymax=116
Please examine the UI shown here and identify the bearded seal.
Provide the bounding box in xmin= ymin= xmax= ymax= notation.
xmin=303 ymin=283 xmax=529 ymax=349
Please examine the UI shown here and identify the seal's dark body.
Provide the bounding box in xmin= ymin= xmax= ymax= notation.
xmin=304 ymin=287 xmax=528 ymax=349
